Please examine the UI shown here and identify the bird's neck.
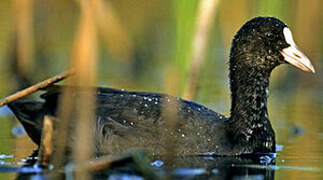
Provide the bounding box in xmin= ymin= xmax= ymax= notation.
xmin=229 ymin=66 xmax=270 ymax=122
xmin=228 ymin=64 xmax=275 ymax=151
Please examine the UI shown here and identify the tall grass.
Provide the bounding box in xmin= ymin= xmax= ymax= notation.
xmin=173 ymin=0 xmax=198 ymax=95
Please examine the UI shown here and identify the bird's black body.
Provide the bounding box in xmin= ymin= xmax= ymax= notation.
xmin=10 ymin=87 xmax=233 ymax=155
xmin=8 ymin=17 xmax=314 ymax=156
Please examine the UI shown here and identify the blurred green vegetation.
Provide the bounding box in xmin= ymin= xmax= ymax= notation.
xmin=0 ymin=0 xmax=322 ymax=179
xmin=173 ymin=0 xmax=198 ymax=93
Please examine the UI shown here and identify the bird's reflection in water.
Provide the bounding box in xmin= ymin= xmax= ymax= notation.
xmin=14 ymin=152 xmax=275 ymax=179
xmin=151 ymin=153 xmax=276 ymax=179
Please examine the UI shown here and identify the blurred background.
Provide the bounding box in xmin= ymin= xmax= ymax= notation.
xmin=0 ymin=0 xmax=322 ymax=179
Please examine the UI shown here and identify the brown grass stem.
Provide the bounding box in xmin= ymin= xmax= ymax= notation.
xmin=0 ymin=71 xmax=73 ymax=107
xmin=37 ymin=116 xmax=54 ymax=167
xmin=183 ymin=0 xmax=219 ymax=100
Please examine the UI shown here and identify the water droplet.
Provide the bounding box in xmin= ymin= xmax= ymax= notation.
xmin=144 ymin=104 xmax=148 ymax=107
xmin=181 ymin=134 xmax=185 ymax=137
xmin=260 ymin=102 xmax=264 ymax=108
xmin=151 ymin=160 xmax=164 ymax=167
xmin=173 ymin=168 xmax=205 ymax=176
xmin=0 ymin=154 xmax=14 ymax=159
xmin=246 ymin=135 xmax=251 ymax=141
xmin=154 ymin=102 xmax=158 ymax=104
xmin=12 ymin=125 xmax=25 ymax=137
xmin=265 ymin=88 xmax=269 ymax=96
xmin=130 ymin=122 xmax=134 ymax=125
xmin=212 ymin=169 xmax=219 ymax=174
xmin=276 ymin=144 xmax=283 ymax=151
xmin=123 ymin=120 xmax=127 ymax=124
xmin=259 ymin=155 xmax=273 ymax=164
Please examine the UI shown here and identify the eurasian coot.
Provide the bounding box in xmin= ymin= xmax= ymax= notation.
xmin=8 ymin=17 xmax=315 ymax=156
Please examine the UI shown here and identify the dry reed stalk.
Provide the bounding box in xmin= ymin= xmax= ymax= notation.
xmin=71 ymin=152 xmax=156 ymax=179
xmin=183 ymin=0 xmax=219 ymax=100
xmin=163 ymin=97 xmax=180 ymax=163
xmin=51 ymin=2 xmax=99 ymax=179
xmin=73 ymin=153 xmax=131 ymax=172
xmin=50 ymin=85 xmax=74 ymax=169
xmin=64 ymin=1 xmax=99 ymax=180
xmin=12 ymin=0 xmax=37 ymax=167
xmin=12 ymin=0 xmax=35 ymax=75
xmin=162 ymin=68 xmax=180 ymax=163
xmin=37 ymin=116 xmax=54 ymax=167
xmin=0 ymin=71 xmax=73 ymax=107
xmin=94 ymin=0 xmax=133 ymax=60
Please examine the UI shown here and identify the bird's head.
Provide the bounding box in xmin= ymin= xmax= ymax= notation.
xmin=230 ymin=16 xmax=315 ymax=73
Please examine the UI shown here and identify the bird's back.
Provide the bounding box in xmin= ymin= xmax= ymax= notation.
xmin=9 ymin=86 xmax=230 ymax=155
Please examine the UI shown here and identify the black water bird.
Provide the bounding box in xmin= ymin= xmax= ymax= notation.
xmin=8 ymin=17 xmax=315 ymax=156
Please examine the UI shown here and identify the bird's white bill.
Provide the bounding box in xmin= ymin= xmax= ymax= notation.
xmin=281 ymin=27 xmax=315 ymax=73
